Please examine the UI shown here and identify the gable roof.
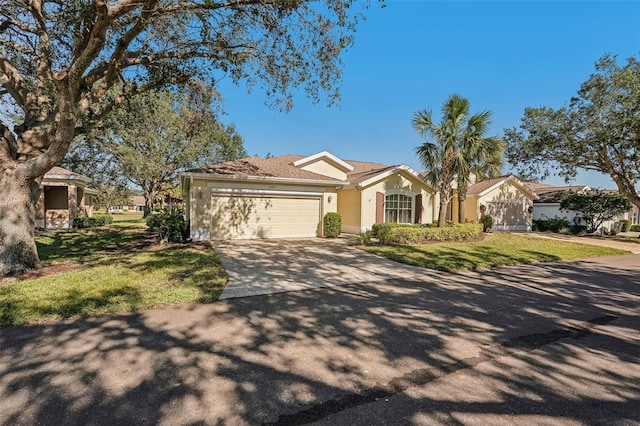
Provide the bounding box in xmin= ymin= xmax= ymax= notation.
xmin=44 ymin=167 xmax=92 ymax=184
xmin=292 ymin=151 xmax=354 ymax=172
xmin=524 ymin=183 xmax=590 ymax=203
xmin=467 ymin=175 xmax=539 ymax=199
xmin=184 ymin=153 xmax=432 ymax=189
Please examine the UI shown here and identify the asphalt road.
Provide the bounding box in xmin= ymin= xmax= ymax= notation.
xmin=1 ymin=254 xmax=639 ymax=425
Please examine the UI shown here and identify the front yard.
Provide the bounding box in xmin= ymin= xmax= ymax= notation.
xmin=0 ymin=221 xmax=226 ymax=326
xmin=364 ymin=233 xmax=629 ymax=272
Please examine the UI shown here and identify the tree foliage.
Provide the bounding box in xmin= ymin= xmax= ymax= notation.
xmin=504 ymin=53 xmax=640 ymax=210
xmin=413 ymin=94 xmax=503 ymax=227
xmin=81 ymin=89 xmax=246 ymax=215
xmin=560 ymin=189 xmax=632 ymax=233
xmin=0 ymin=0 xmax=369 ymax=275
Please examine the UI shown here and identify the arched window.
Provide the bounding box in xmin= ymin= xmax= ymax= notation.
xmin=385 ymin=193 xmax=412 ymax=224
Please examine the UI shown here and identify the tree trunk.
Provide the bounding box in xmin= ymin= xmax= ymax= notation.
xmin=438 ymin=198 xmax=448 ymax=227
xmin=143 ymin=187 xmax=158 ymax=218
xmin=0 ymin=172 xmax=41 ymax=276
xmin=458 ymin=194 xmax=466 ymax=224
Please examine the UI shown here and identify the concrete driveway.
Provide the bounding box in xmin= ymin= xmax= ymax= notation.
xmin=1 ymin=254 xmax=639 ymax=425
xmin=215 ymin=238 xmax=435 ymax=299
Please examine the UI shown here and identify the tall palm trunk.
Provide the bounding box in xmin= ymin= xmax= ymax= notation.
xmin=458 ymin=193 xmax=466 ymax=223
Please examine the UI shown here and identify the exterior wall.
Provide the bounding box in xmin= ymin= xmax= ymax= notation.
xmin=359 ymin=172 xmax=435 ymax=231
xmin=478 ymin=182 xmax=533 ymax=231
xmin=534 ymin=202 xmax=634 ymax=232
xmin=337 ymin=188 xmax=361 ymax=234
xmin=189 ymin=178 xmax=212 ymax=241
xmin=299 ymin=159 xmax=347 ymax=180
xmin=465 ymin=196 xmax=480 ymax=223
xmin=187 ymin=177 xmax=338 ymax=240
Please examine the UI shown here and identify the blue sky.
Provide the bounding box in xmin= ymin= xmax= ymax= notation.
xmin=216 ymin=1 xmax=640 ymax=189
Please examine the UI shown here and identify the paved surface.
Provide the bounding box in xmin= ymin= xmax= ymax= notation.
xmin=215 ymin=238 xmax=433 ymax=299
xmin=1 ymin=254 xmax=639 ymax=425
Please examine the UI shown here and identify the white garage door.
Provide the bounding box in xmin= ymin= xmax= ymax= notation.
xmin=210 ymin=195 xmax=321 ymax=239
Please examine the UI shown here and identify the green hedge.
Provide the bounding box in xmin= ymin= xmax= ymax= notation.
xmin=532 ymin=217 xmax=571 ymax=233
xmin=371 ymin=222 xmax=482 ymax=244
xmin=619 ymin=219 xmax=631 ymax=232
xmin=72 ymin=214 xmax=114 ymax=229
xmin=323 ymin=212 xmax=341 ymax=238
xmin=630 ymin=224 xmax=640 ymax=232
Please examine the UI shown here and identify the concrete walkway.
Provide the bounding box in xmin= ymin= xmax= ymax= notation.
xmin=215 ymin=238 xmax=436 ymax=299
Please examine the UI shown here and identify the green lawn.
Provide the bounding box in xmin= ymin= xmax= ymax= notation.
xmin=364 ymin=233 xmax=629 ymax=272
xmin=1 ymin=221 xmax=226 ymax=326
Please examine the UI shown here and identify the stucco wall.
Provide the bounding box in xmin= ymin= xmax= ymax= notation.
xmin=300 ymin=159 xmax=347 ymax=180
xmin=360 ymin=172 xmax=434 ymax=231
xmin=479 ymin=182 xmax=533 ymax=231
xmin=337 ymin=188 xmax=361 ymax=234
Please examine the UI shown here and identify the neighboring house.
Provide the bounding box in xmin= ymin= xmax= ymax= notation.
xmin=451 ymin=175 xmax=538 ymax=231
xmin=525 ymin=183 xmax=638 ymax=230
xmin=108 ymin=195 xmax=145 ymax=213
xmin=179 ymin=151 xmax=437 ymax=240
xmin=35 ymin=167 xmax=97 ymax=230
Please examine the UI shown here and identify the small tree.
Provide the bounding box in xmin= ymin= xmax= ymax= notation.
xmin=560 ymin=190 xmax=632 ymax=233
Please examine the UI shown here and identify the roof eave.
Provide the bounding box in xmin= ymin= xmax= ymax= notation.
xmin=179 ymin=171 xmax=348 ymax=187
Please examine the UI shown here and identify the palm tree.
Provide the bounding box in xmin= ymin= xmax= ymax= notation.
xmin=413 ymin=94 xmax=503 ymax=227
xmin=455 ymin=112 xmax=504 ymax=223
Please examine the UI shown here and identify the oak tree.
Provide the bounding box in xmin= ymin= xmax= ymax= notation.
xmin=0 ymin=0 xmax=367 ymax=275
xmin=505 ymin=53 xmax=640 ymax=211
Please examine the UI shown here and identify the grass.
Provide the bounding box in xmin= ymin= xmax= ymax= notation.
xmin=1 ymin=221 xmax=226 ymax=326
xmin=364 ymin=233 xmax=629 ymax=272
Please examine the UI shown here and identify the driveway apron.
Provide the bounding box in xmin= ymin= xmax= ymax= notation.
xmin=214 ymin=238 xmax=435 ymax=299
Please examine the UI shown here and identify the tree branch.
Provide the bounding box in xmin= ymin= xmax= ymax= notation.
xmin=0 ymin=53 xmax=28 ymax=107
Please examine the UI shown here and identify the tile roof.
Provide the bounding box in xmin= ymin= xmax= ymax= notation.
xmin=524 ymin=183 xmax=589 ymax=203
xmin=190 ymin=154 xmax=394 ymax=183
xmin=467 ymin=176 xmax=511 ymax=195
xmin=46 ymin=166 xmax=75 ymax=176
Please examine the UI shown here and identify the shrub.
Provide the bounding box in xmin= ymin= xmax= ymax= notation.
xmin=532 ymin=217 xmax=571 ymax=233
xmin=72 ymin=214 xmax=114 ymax=229
xmin=323 ymin=212 xmax=342 ymax=238
xmin=619 ymin=219 xmax=631 ymax=232
xmin=373 ymin=223 xmax=482 ymax=244
xmin=630 ymin=225 xmax=640 ymax=232
xmin=146 ymin=207 xmax=186 ymax=243
xmin=355 ymin=230 xmax=373 ymax=245
xmin=479 ymin=214 xmax=493 ymax=232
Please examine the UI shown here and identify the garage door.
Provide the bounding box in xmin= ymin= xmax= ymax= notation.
xmin=210 ymin=195 xmax=321 ymax=239
xmin=487 ymin=201 xmax=526 ymax=230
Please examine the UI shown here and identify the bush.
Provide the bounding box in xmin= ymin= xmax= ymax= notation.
xmin=146 ymin=207 xmax=186 ymax=243
xmin=372 ymin=222 xmax=482 ymax=244
xmin=532 ymin=217 xmax=571 ymax=233
xmin=479 ymin=214 xmax=493 ymax=232
xmin=323 ymin=212 xmax=341 ymax=238
xmin=619 ymin=219 xmax=631 ymax=232
xmin=355 ymin=230 xmax=373 ymax=245
xmin=630 ymin=224 xmax=640 ymax=232
xmin=72 ymin=214 xmax=114 ymax=229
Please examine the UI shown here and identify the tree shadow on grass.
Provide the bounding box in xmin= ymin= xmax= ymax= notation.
xmin=0 ymin=255 xmax=638 ymax=424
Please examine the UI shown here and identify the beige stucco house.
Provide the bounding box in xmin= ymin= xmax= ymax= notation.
xmin=451 ymin=175 xmax=538 ymax=231
xmin=180 ymin=151 xmax=437 ymax=240
xmin=35 ymin=167 xmax=97 ymax=230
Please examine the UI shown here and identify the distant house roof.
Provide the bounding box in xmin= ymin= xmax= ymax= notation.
xmin=467 ymin=175 xmax=539 ymax=199
xmin=129 ymin=196 xmax=145 ymax=206
xmin=44 ymin=167 xmax=92 ymax=184
xmin=524 ymin=183 xmax=590 ymax=203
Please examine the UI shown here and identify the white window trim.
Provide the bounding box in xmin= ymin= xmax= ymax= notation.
xmin=384 ymin=189 xmax=417 ymax=224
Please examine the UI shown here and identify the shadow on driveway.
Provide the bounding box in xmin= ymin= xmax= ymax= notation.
xmin=0 ymin=255 xmax=639 ymax=425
